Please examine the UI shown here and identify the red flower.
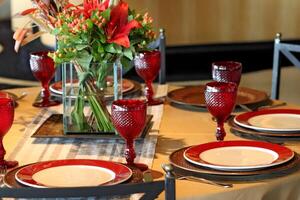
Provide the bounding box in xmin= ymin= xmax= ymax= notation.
xmin=106 ymin=1 xmax=141 ymax=48
xmin=82 ymin=0 xmax=110 ymax=18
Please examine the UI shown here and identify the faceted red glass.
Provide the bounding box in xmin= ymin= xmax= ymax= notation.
xmin=134 ymin=50 xmax=163 ymax=105
xmin=111 ymin=99 xmax=147 ymax=170
xmin=205 ymin=81 xmax=237 ymax=141
xmin=0 ymin=96 xmax=18 ymax=168
xmin=212 ymin=61 xmax=242 ymax=85
xmin=30 ymin=51 xmax=60 ymax=107
xmin=0 ymin=98 xmax=14 ymax=136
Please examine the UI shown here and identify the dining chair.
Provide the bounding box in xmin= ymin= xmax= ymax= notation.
xmin=0 ymin=166 xmax=176 ymax=200
xmin=271 ymin=33 xmax=300 ymax=99
xmin=147 ymin=28 xmax=167 ymax=84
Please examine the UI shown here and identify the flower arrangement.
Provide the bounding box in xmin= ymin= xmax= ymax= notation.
xmin=14 ymin=0 xmax=157 ymax=133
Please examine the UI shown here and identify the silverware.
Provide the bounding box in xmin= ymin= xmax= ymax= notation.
xmin=176 ymin=175 xmax=233 ymax=188
xmin=15 ymin=92 xmax=28 ymax=101
xmin=257 ymin=102 xmax=287 ymax=110
xmin=239 ymin=102 xmax=287 ymax=112
xmin=162 ymin=164 xmax=232 ymax=188
xmin=238 ymin=104 xmax=253 ymax=111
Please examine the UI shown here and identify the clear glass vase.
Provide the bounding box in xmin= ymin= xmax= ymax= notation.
xmin=62 ymin=60 xmax=122 ymax=134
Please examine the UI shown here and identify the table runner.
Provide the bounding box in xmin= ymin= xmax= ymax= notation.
xmin=7 ymin=85 xmax=168 ymax=168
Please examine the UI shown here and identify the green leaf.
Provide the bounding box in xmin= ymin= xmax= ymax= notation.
xmin=77 ymin=71 xmax=92 ymax=83
xmin=105 ymin=44 xmax=116 ymax=53
xmin=51 ymin=28 xmax=60 ymax=35
xmin=128 ymin=15 xmax=133 ymax=21
xmin=115 ymin=44 xmax=122 ymax=54
xmin=74 ymin=50 xmax=93 ymax=70
xmin=76 ymin=44 xmax=89 ymax=51
xmin=101 ymin=8 xmax=111 ymax=20
xmin=98 ymin=45 xmax=104 ymax=53
xmin=121 ymin=56 xmax=133 ymax=74
xmin=123 ymin=48 xmax=133 ymax=60
xmin=86 ymin=19 xmax=93 ymax=29
xmin=99 ymin=34 xmax=106 ymax=43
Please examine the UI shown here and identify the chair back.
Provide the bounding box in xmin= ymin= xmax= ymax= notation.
xmin=148 ymin=28 xmax=167 ymax=84
xmin=272 ymin=33 xmax=300 ymax=99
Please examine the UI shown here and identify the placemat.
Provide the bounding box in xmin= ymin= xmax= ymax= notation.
xmin=169 ymin=147 xmax=300 ymax=182
xmin=31 ymin=114 xmax=153 ymax=140
xmin=7 ymin=85 xmax=168 ymax=170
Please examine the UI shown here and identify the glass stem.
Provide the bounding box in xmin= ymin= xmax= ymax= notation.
xmin=145 ymin=81 xmax=154 ymax=102
xmin=125 ymin=139 xmax=136 ymax=165
xmin=41 ymin=82 xmax=50 ymax=101
xmin=0 ymin=137 xmax=6 ymax=165
xmin=216 ymin=120 xmax=226 ymax=141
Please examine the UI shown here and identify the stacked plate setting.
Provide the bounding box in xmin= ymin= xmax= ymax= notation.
xmin=8 ymin=159 xmax=132 ymax=188
xmin=183 ymin=140 xmax=294 ymax=172
xmin=230 ymin=109 xmax=300 ymax=138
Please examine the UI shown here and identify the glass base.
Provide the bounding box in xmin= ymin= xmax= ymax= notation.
xmin=33 ymin=100 xmax=60 ymax=107
xmin=1 ymin=160 xmax=18 ymax=169
xmin=147 ymin=97 xmax=164 ymax=106
xmin=128 ymin=163 xmax=148 ymax=172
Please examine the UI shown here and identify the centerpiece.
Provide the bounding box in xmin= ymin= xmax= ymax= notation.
xmin=13 ymin=0 xmax=156 ymax=133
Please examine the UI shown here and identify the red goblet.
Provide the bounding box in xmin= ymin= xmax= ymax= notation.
xmin=0 ymin=95 xmax=18 ymax=168
xmin=212 ymin=61 xmax=242 ymax=85
xmin=134 ymin=50 xmax=163 ymax=106
xmin=205 ymin=81 xmax=237 ymax=141
xmin=30 ymin=51 xmax=60 ymax=107
xmin=111 ymin=99 xmax=148 ymax=171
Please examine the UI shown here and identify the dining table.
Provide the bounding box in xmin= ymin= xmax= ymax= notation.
xmin=3 ymin=83 xmax=300 ymax=200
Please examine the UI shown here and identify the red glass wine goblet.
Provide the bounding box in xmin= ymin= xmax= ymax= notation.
xmin=134 ymin=50 xmax=163 ymax=106
xmin=212 ymin=61 xmax=242 ymax=85
xmin=0 ymin=95 xmax=18 ymax=168
xmin=111 ymin=99 xmax=148 ymax=171
xmin=30 ymin=51 xmax=60 ymax=107
xmin=205 ymin=81 xmax=237 ymax=141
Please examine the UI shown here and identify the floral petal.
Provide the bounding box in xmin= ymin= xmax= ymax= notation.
xmin=106 ymin=1 xmax=128 ymax=37
xmin=98 ymin=0 xmax=110 ymax=11
xmin=13 ymin=29 xmax=29 ymax=52
xmin=13 ymin=28 xmax=29 ymax=41
xmin=20 ymin=8 xmax=37 ymax=16
xmin=108 ymin=35 xmax=130 ymax=48
xmin=118 ymin=20 xmax=141 ymax=36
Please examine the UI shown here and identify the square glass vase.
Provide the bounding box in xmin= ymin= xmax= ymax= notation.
xmin=62 ymin=61 xmax=122 ymax=134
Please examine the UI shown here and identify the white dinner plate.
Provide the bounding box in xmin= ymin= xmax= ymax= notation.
xmin=184 ymin=140 xmax=294 ymax=171
xmin=15 ymin=159 xmax=132 ymax=188
xmin=234 ymin=109 xmax=300 ymax=132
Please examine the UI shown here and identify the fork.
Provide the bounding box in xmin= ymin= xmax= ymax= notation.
xmin=176 ymin=175 xmax=233 ymax=188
